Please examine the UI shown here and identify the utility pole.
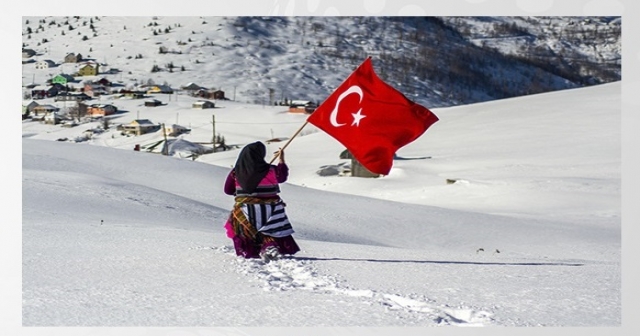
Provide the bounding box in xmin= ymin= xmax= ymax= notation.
xmin=161 ymin=123 xmax=169 ymax=156
xmin=212 ymin=114 xmax=216 ymax=152
xmin=269 ymin=88 xmax=274 ymax=106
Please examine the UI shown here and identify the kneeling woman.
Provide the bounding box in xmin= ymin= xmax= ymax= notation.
xmin=223 ymin=141 xmax=300 ymax=260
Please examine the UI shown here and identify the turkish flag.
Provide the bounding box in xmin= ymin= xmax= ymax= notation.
xmin=307 ymin=57 xmax=439 ymax=175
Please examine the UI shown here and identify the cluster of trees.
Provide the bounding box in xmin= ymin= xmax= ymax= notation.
xmin=449 ymin=17 xmax=621 ymax=87
xmin=150 ymin=62 xmax=186 ymax=73
xmin=22 ymin=16 xmax=620 ymax=109
xmin=294 ymin=16 xmax=620 ymax=106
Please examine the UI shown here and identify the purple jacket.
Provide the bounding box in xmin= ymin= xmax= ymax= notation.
xmin=224 ymin=163 xmax=289 ymax=196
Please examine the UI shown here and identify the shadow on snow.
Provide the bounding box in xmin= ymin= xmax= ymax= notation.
xmin=291 ymin=256 xmax=584 ymax=267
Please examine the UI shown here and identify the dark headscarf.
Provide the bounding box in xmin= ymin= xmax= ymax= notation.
xmin=234 ymin=141 xmax=271 ymax=193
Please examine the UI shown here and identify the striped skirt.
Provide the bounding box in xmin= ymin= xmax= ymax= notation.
xmin=226 ymin=196 xmax=300 ymax=258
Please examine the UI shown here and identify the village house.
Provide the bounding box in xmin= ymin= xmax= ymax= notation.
xmin=30 ymin=89 xmax=48 ymax=100
xmin=51 ymin=74 xmax=75 ymax=85
xmin=93 ymin=77 xmax=113 ymax=87
xmin=86 ymin=104 xmax=118 ymax=117
xmin=22 ymin=101 xmax=39 ymax=119
xmin=144 ymin=99 xmax=163 ymax=107
xmin=116 ymin=90 xmax=145 ymax=99
xmin=64 ymin=52 xmax=82 ymax=63
xmin=83 ymin=83 xmax=109 ymax=97
xmin=193 ymin=89 xmax=210 ymax=99
xmin=192 ymin=100 xmax=215 ymax=109
xmin=35 ymin=60 xmax=56 ymax=69
xmin=144 ymin=84 xmax=174 ymax=94
xmin=31 ymin=86 xmax=63 ymax=99
xmin=49 ymin=83 xmax=69 ymax=92
xmin=182 ymin=82 xmax=206 ymax=92
xmin=212 ymin=89 xmax=226 ymax=100
xmin=32 ymin=104 xmax=59 ymax=117
xmin=288 ymin=100 xmax=317 ymax=113
xmin=22 ymin=48 xmax=36 ymax=58
xmin=54 ymin=92 xmax=91 ymax=102
xmin=44 ymin=112 xmax=64 ymax=125
xmin=76 ymin=62 xmax=100 ymax=76
xmin=194 ymin=89 xmax=226 ymax=100
xmin=23 ymin=101 xmax=39 ymax=113
xmin=121 ymin=119 xmax=158 ymax=136
xmin=164 ymin=124 xmax=190 ymax=137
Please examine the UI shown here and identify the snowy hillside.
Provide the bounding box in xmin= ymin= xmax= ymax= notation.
xmin=14 ymin=13 xmax=624 ymax=334
xmin=18 ymin=81 xmax=620 ymax=329
xmin=21 ymin=16 xmax=620 ymax=107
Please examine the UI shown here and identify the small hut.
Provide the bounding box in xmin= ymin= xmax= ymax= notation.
xmin=340 ymin=149 xmax=380 ymax=178
xmin=192 ymin=100 xmax=215 ymax=109
xmin=144 ymin=99 xmax=163 ymax=107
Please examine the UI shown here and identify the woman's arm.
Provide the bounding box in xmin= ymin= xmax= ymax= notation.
xmin=274 ymin=148 xmax=288 ymax=183
xmin=223 ymin=170 xmax=237 ymax=195
xmin=274 ymin=163 xmax=289 ymax=183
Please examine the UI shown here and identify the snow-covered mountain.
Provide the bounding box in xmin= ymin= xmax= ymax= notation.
xmin=22 ymin=16 xmax=620 ymax=108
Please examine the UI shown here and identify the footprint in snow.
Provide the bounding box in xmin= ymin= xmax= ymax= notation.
xmin=217 ymin=246 xmax=494 ymax=326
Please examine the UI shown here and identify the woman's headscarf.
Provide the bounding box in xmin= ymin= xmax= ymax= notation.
xmin=234 ymin=141 xmax=271 ymax=193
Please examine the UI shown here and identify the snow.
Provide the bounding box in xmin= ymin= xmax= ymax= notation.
xmin=7 ymin=13 xmax=635 ymax=336
xmin=18 ymin=81 xmax=621 ymax=329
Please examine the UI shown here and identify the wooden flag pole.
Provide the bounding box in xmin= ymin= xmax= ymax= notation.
xmin=269 ymin=120 xmax=310 ymax=164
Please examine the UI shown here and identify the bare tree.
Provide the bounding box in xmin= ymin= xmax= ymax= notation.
xmin=67 ymin=102 xmax=84 ymax=119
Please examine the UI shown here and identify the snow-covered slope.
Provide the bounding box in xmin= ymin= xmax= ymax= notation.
xmin=18 ymin=81 xmax=621 ymax=328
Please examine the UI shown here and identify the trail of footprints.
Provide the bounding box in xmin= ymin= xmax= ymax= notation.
xmin=215 ymin=246 xmax=494 ymax=326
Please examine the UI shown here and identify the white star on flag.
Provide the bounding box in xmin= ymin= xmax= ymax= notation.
xmin=351 ymin=109 xmax=366 ymax=126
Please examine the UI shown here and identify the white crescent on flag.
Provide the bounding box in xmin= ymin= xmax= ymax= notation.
xmin=329 ymin=85 xmax=364 ymax=127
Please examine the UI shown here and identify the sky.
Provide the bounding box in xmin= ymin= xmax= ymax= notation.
xmin=7 ymin=7 xmax=640 ymax=336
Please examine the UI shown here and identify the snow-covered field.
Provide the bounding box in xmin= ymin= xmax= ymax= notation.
xmin=17 ymin=82 xmax=621 ymax=331
xmin=8 ymin=10 xmax=636 ymax=336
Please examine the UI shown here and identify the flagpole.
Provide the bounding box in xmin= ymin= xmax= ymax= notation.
xmin=269 ymin=120 xmax=310 ymax=164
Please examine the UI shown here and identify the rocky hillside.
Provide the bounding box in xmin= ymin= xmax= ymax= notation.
xmin=22 ymin=16 xmax=620 ymax=108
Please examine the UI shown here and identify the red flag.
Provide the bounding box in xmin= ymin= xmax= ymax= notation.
xmin=307 ymin=57 xmax=439 ymax=175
